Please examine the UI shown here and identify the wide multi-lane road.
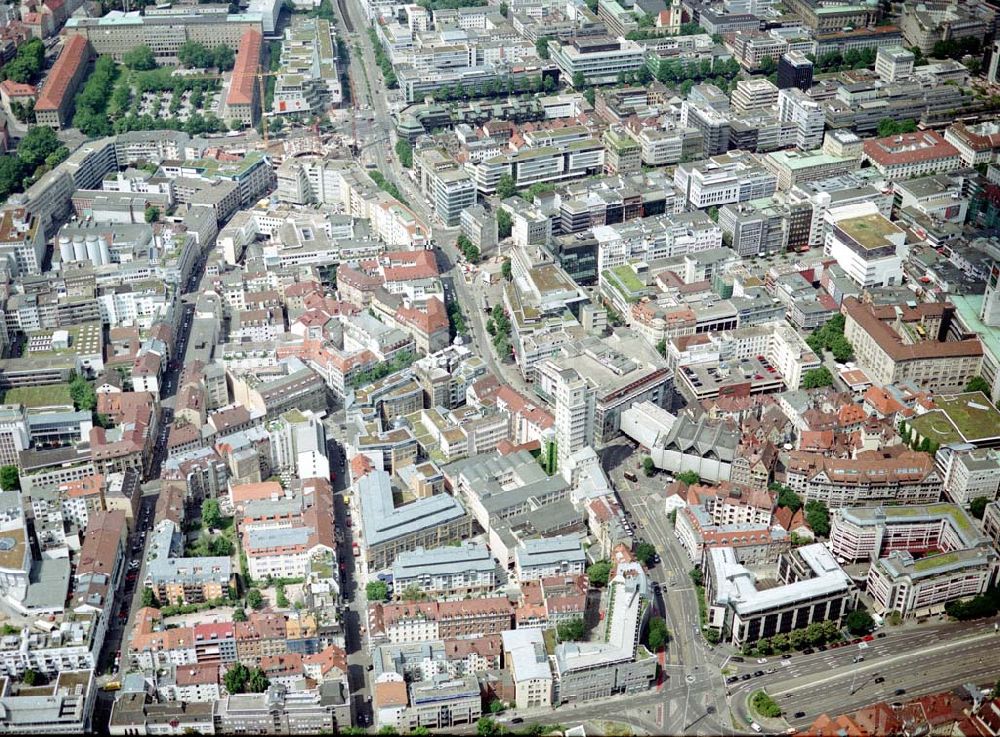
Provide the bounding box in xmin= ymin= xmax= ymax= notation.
xmin=728 ymin=623 xmax=1000 ymax=729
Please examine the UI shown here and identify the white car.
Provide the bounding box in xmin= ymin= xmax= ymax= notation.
xmin=756 ymin=658 xmax=768 ymax=664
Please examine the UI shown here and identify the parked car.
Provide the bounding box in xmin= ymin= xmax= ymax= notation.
xmin=794 ymin=712 xmax=806 ymax=719
xmin=875 ymin=677 xmax=885 ymax=684
xmin=753 ymin=670 xmax=765 ymax=677
xmin=756 ymin=658 xmax=768 ymax=664
xmin=895 ymin=689 xmax=906 ymax=696
xmin=802 ymin=648 xmax=815 ymax=655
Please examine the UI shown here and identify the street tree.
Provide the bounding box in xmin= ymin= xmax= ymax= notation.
xmin=846 ymin=609 xmax=875 ymax=635
xmin=648 ymin=616 xmax=669 ymax=651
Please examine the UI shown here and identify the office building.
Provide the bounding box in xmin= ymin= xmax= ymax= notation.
xmin=514 ymin=536 xmax=587 ymax=581
xmin=730 ymin=79 xmax=779 ymax=116
xmin=547 ymin=364 xmax=595 ymax=467
xmin=705 ymin=543 xmax=856 ymax=647
xmin=867 ymin=546 xmax=999 ymax=619
xmin=776 ymin=50 xmax=813 ymax=90
xmin=937 ymin=447 xmax=1000 ymax=507
xmin=503 ymin=629 xmax=553 ymax=709
xmin=824 ymin=209 xmax=906 ymax=288
xmin=356 ymin=469 xmax=472 ymax=572
xmin=843 ymin=298 xmax=983 ymax=393
xmin=875 ymin=46 xmax=915 ymax=82
xmin=390 ymin=542 xmax=496 ymax=597
xmin=64 ymin=8 xmax=263 ymax=63
xmin=830 ymin=503 xmax=987 ymax=563
xmin=551 ymin=562 xmax=656 ymax=702
xmin=862 ymin=130 xmax=961 ymax=181
xmin=549 ymin=37 xmax=645 ymax=86
xmin=777 ymin=87 xmax=824 ymax=151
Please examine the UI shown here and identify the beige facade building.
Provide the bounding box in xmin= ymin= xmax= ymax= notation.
xmin=64 ymin=8 xmax=262 ymax=63
xmin=843 ymin=297 xmax=983 ymax=393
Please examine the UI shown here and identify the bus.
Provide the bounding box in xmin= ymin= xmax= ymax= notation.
xmin=482 ymin=294 xmax=490 ymax=314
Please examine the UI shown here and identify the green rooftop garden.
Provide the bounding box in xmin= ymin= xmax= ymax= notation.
xmin=2 ymin=384 xmax=74 ymax=408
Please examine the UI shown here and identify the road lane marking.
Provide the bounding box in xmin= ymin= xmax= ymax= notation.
xmin=773 ymin=630 xmax=999 ymax=696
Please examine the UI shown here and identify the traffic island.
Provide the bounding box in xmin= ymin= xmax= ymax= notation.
xmin=746 ymin=689 xmax=792 ymax=733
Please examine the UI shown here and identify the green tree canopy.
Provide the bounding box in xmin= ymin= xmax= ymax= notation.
xmin=774 ymin=485 xmax=802 ymax=512
xmin=477 ymin=717 xmax=502 ymax=737
xmin=394 ymin=139 xmax=413 ymax=168
xmin=535 ymin=36 xmax=552 ymax=59
xmin=496 ymin=208 xmax=512 ymax=238
xmin=246 ymin=588 xmax=264 ymax=609
xmin=0 ymin=466 xmax=19 ymax=491
xmin=586 ymin=559 xmax=612 ymax=587
xmin=801 ymin=366 xmax=834 ymax=389
xmin=496 ymin=174 xmax=517 ymax=199
xmin=966 ymin=376 xmax=991 ymax=395
xmin=201 ymin=499 xmax=222 ymax=529
xmin=223 ymin=663 xmax=251 ymax=694
xmin=17 ymin=126 xmax=63 ymax=171
xmin=751 ymin=690 xmax=781 ymax=718
xmin=970 ymin=496 xmax=989 ymax=520
xmin=247 ymin=667 xmax=270 ymax=692
xmin=69 ymin=374 xmax=97 ymax=412
xmin=0 ymin=39 xmax=45 ymax=84
xmin=122 ymin=45 xmax=157 ymax=70
xmin=144 ymin=205 xmax=160 ymax=223
xmin=571 ymin=71 xmax=586 ymax=89
xmin=876 ymin=118 xmax=918 ymax=137
xmin=676 ymin=470 xmax=700 ymax=485
xmin=0 ymin=157 xmax=28 ymax=202
xmin=804 ymin=499 xmax=831 ymax=538
xmin=648 ymin=616 xmax=670 ymax=651
xmin=556 ymin=617 xmax=587 ymax=641
xmin=141 ymin=586 xmax=159 ymax=608
xmin=846 ymin=609 xmax=875 ymax=635
xmin=367 ymin=580 xmax=389 ymax=601
xmin=642 ymin=457 xmax=656 ymax=477
xmin=634 ymin=542 xmax=656 ymax=566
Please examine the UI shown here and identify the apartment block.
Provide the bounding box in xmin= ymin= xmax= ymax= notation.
xmin=389 ymin=542 xmax=496 ymax=597
xmin=783 ymin=448 xmax=943 ymax=507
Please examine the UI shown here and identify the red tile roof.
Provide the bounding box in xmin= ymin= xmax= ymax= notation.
xmin=863 ymin=130 xmax=959 ymax=167
xmin=227 ymin=30 xmax=262 ymax=107
xmin=36 ymin=35 xmax=90 ymax=113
